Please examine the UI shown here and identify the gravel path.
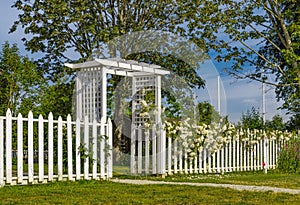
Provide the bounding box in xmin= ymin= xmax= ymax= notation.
xmin=111 ymin=179 xmax=300 ymax=195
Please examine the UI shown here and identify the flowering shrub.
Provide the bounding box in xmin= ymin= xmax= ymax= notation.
xmin=137 ymin=88 xmax=299 ymax=162
xmin=276 ymin=137 xmax=300 ymax=173
xmin=163 ymin=117 xmax=298 ymax=159
xmin=163 ymin=117 xmax=236 ymax=158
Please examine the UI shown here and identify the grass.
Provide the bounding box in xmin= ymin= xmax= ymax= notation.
xmin=1 ymin=168 xmax=300 ymax=204
xmin=149 ymin=170 xmax=300 ymax=189
xmin=0 ymin=180 xmax=299 ymax=204
xmin=115 ymin=169 xmax=300 ymax=189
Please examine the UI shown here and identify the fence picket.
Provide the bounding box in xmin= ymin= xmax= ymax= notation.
xmin=75 ymin=118 xmax=81 ymax=180
xmin=137 ymin=126 xmax=142 ymax=174
xmin=217 ymin=149 xmax=220 ymax=173
xmin=168 ymin=137 xmax=172 ymax=175
xmin=232 ymin=139 xmax=236 ymax=172
xmin=152 ymin=126 xmax=156 ymax=174
xmin=6 ymin=109 xmax=12 ymax=184
xmin=107 ymin=118 xmax=113 ymax=178
xmin=67 ymin=115 xmax=73 ymax=181
xmin=92 ymin=118 xmax=97 ymax=179
xmin=48 ymin=112 xmax=54 ymax=181
xmin=189 ymin=158 xmax=193 ymax=174
xmin=179 ymin=145 xmax=182 ymax=173
xmin=229 ymin=140 xmax=232 ymax=172
xmin=208 ymin=152 xmax=212 ymax=173
xmin=184 ymin=149 xmax=188 ymax=174
xmin=38 ymin=115 xmax=44 ymax=183
xmin=199 ymin=150 xmax=202 ymax=174
xmin=212 ymin=152 xmax=215 ymax=173
xmin=161 ymin=129 xmax=166 ymax=174
xmin=100 ymin=116 xmax=106 ymax=178
xmin=174 ymin=139 xmax=178 ymax=174
xmin=28 ymin=111 xmax=34 ymax=183
xmin=17 ymin=113 xmax=23 ymax=183
xmin=203 ymin=149 xmax=207 ymax=173
xmin=145 ymin=130 xmax=150 ymax=174
xmin=84 ymin=115 xmax=89 ymax=179
xmin=194 ymin=156 xmax=198 ymax=174
xmin=0 ymin=118 xmax=3 ymax=185
xmin=57 ymin=116 xmax=63 ymax=181
xmin=221 ymin=147 xmax=224 ymax=173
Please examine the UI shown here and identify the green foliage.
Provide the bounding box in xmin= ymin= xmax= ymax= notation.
xmin=0 ymin=42 xmax=42 ymax=116
xmin=36 ymin=78 xmax=74 ymax=119
xmin=265 ymin=115 xmax=285 ymax=131
xmin=10 ymin=0 xmax=213 ymax=121
xmin=206 ymin=0 xmax=300 ymax=115
xmin=239 ymin=107 xmax=264 ymax=130
xmin=277 ymin=137 xmax=300 ymax=173
xmin=285 ymin=114 xmax=300 ymax=131
xmin=197 ymin=101 xmax=221 ymax=125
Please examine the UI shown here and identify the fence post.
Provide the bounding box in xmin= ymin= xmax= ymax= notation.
xmin=28 ymin=111 xmax=34 ymax=183
xmin=17 ymin=113 xmax=23 ymax=184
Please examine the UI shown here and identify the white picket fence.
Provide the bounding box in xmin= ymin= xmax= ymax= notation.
xmin=130 ymin=126 xmax=289 ymax=175
xmin=0 ymin=109 xmax=113 ymax=186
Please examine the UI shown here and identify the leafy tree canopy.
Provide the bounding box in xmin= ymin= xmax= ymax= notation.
xmin=197 ymin=101 xmax=221 ymax=125
xmin=0 ymin=42 xmax=42 ymax=116
xmin=238 ymin=107 xmax=264 ymax=130
xmin=10 ymin=0 xmax=216 ymax=89
xmin=265 ymin=114 xmax=285 ymax=131
xmin=206 ymin=0 xmax=299 ymax=114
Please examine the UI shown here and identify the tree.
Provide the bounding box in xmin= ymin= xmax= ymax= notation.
xmin=10 ymin=0 xmax=214 ymax=124
xmin=10 ymin=0 xmax=208 ymax=86
xmin=203 ymin=0 xmax=299 ymax=115
xmin=265 ymin=114 xmax=285 ymax=131
xmin=0 ymin=42 xmax=41 ymax=116
xmin=197 ymin=101 xmax=221 ymax=125
xmin=238 ymin=107 xmax=264 ymax=130
xmin=285 ymin=114 xmax=300 ymax=131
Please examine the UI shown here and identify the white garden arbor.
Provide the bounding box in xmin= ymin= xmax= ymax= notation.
xmin=65 ymin=58 xmax=170 ymax=174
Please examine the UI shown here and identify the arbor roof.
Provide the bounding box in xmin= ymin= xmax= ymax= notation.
xmin=65 ymin=58 xmax=170 ymax=77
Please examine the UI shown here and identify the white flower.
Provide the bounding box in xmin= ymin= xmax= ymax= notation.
xmin=140 ymin=100 xmax=148 ymax=107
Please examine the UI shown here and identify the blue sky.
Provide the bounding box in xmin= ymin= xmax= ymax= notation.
xmin=0 ymin=1 xmax=289 ymax=123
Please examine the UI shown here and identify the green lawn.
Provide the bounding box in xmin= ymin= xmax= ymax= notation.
xmin=144 ymin=171 xmax=300 ymax=189
xmin=113 ymin=167 xmax=300 ymax=189
xmin=0 ymin=177 xmax=299 ymax=204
